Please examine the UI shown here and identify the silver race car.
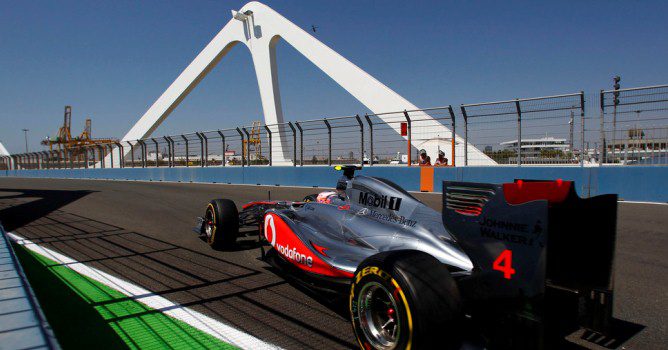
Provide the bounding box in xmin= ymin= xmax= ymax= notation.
xmin=195 ymin=165 xmax=618 ymax=349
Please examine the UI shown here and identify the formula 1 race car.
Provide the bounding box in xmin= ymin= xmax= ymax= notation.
xmin=194 ymin=166 xmax=618 ymax=349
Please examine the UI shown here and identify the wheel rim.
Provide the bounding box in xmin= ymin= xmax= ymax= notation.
xmin=357 ymin=281 xmax=400 ymax=349
xmin=204 ymin=207 xmax=215 ymax=240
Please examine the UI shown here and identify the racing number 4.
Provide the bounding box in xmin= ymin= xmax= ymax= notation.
xmin=493 ymin=249 xmax=516 ymax=280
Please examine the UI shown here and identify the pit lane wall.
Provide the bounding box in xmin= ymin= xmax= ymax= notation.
xmin=2 ymin=166 xmax=667 ymax=203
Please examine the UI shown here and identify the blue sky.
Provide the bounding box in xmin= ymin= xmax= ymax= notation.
xmin=1 ymin=0 xmax=667 ymax=153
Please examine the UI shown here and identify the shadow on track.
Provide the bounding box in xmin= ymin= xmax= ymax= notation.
xmin=0 ymin=187 xmax=358 ymax=349
xmin=0 ymin=188 xmax=95 ymax=232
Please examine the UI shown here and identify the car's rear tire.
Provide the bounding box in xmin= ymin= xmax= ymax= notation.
xmin=203 ymin=199 xmax=239 ymax=249
xmin=302 ymin=194 xmax=318 ymax=202
xmin=350 ymin=250 xmax=462 ymax=350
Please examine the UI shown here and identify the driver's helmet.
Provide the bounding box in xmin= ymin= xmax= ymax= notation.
xmin=316 ymin=191 xmax=339 ymax=204
xmin=419 ymin=149 xmax=427 ymax=156
xmin=438 ymin=150 xmax=445 ymax=157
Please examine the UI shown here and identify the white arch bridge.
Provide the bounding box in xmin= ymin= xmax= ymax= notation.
xmin=114 ymin=1 xmax=493 ymax=166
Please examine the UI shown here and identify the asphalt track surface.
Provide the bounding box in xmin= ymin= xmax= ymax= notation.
xmin=0 ymin=177 xmax=665 ymax=349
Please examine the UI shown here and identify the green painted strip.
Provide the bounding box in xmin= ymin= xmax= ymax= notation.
xmin=14 ymin=244 xmax=238 ymax=350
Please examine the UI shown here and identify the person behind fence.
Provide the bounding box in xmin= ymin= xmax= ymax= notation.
xmin=434 ymin=150 xmax=448 ymax=166
xmin=418 ymin=149 xmax=431 ymax=166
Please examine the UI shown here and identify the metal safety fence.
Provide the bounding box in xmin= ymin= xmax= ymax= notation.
xmin=3 ymin=83 xmax=667 ymax=171
xmin=600 ymin=84 xmax=668 ymax=165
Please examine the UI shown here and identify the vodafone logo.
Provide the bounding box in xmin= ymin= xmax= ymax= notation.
xmin=264 ymin=213 xmax=277 ymax=246
xmin=263 ymin=213 xmax=313 ymax=268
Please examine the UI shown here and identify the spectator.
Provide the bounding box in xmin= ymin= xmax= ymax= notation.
xmin=434 ymin=150 xmax=448 ymax=166
xmin=418 ymin=149 xmax=431 ymax=166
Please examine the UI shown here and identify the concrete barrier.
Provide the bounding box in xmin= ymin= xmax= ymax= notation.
xmin=2 ymin=166 xmax=667 ymax=202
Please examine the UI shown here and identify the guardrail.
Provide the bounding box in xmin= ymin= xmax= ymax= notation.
xmin=2 ymin=84 xmax=667 ymax=171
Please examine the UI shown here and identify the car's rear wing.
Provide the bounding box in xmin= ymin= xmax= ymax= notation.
xmin=442 ymin=179 xmax=617 ymax=336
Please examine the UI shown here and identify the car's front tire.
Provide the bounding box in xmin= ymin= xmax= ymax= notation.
xmin=350 ymin=251 xmax=462 ymax=350
xmin=203 ymin=199 xmax=239 ymax=249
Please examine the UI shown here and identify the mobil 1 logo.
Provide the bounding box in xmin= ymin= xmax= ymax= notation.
xmin=358 ymin=191 xmax=402 ymax=211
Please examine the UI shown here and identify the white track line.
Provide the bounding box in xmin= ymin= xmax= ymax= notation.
xmin=7 ymin=232 xmax=283 ymax=350
xmin=618 ymin=200 xmax=668 ymax=206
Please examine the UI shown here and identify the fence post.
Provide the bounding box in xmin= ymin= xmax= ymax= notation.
xmin=403 ymin=111 xmax=411 ymax=166
xmin=180 ymin=135 xmax=189 ymax=167
xmin=107 ymin=144 xmax=113 ymax=169
xmin=127 ymin=142 xmax=135 ymax=168
xmin=203 ymin=133 xmax=209 ymax=167
xmin=195 ymin=133 xmax=204 ymax=167
xmin=355 ymin=115 xmax=364 ymax=166
xmin=580 ymin=92 xmax=585 ymax=167
xmin=115 ymin=142 xmax=124 ymax=168
xmin=236 ymin=128 xmax=245 ymax=167
xmin=364 ymin=114 xmax=373 ymax=166
xmin=599 ymin=90 xmax=605 ymax=165
xmin=264 ymin=125 xmax=272 ymax=166
xmin=199 ymin=132 xmax=208 ymax=167
xmin=295 ymin=122 xmax=304 ymax=166
xmin=515 ymin=99 xmax=522 ymax=166
xmin=460 ymin=106 xmax=469 ymax=166
xmin=216 ymin=131 xmax=226 ymax=167
xmin=288 ymin=122 xmax=297 ymax=167
xmin=448 ymin=106 xmax=456 ymax=167
xmin=324 ymin=119 xmax=332 ymax=166
xmin=242 ymin=128 xmax=251 ymax=167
